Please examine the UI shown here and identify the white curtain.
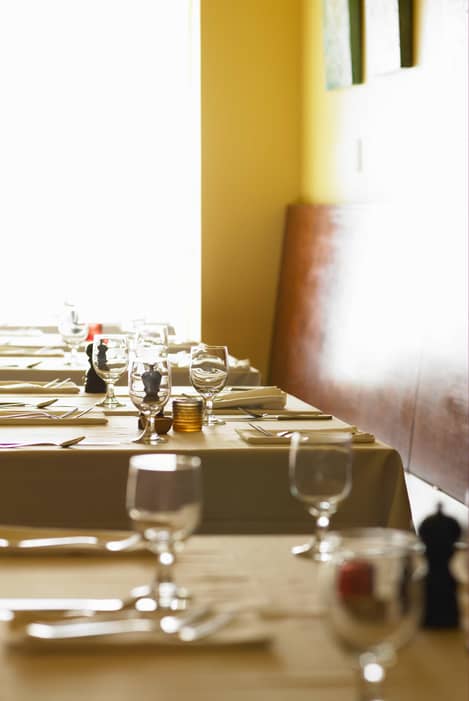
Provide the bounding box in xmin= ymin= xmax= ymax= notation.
xmin=0 ymin=0 xmax=200 ymax=340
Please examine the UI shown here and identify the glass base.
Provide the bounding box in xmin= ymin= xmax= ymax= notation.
xmin=96 ymin=397 xmax=126 ymax=408
xmin=204 ymin=416 xmax=225 ymax=426
xmin=291 ymin=534 xmax=340 ymax=562
xmin=133 ymin=432 xmax=167 ymax=445
xmin=129 ymin=583 xmax=191 ymax=612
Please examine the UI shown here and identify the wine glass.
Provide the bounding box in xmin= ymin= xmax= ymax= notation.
xmin=91 ymin=334 xmax=129 ymax=408
xmin=58 ymin=304 xmax=88 ymax=366
xmin=126 ymin=453 xmax=202 ymax=610
xmin=189 ymin=344 xmax=229 ymax=426
xmin=136 ymin=323 xmax=169 ymax=357
xmin=128 ymin=349 xmax=171 ymax=444
xmin=321 ymin=529 xmax=425 ymax=701
xmin=289 ymin=430 xmax=352 ymax=561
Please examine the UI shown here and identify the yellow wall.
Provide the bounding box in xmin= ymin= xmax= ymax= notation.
xmin=301 ymin=0 xmax=467 ymax=206
xmin=201 ymin=0 xmax=301 ymax=378
xmin=201 ymin=0 xmax=467 ymax=377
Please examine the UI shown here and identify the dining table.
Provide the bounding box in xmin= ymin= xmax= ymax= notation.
xmin=0 ymin=333 xmax=261 ymax=387
xmin=0 ymin=533 xmax=466 ymax=701
xmin=0 ymin=386 xmax=412 ymax=533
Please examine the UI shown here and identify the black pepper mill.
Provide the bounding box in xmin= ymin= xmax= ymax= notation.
xmin=84 ymin=342 xmax=106 ymax=393
xmin=418 ymin=503 xmax=461 ymax=628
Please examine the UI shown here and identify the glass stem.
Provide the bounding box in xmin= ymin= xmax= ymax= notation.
xmin=106 ymin=380 xmax=116 ymax=402
xmin=357 ymin=668 xmax=386 ymax=701
xmin=147 ymin=411 xmax=157 ymax=437
xmin=314 ymin=513 xmax=330 ymax=549
xmin=153 ymin=548 xmax=176 ymax=604
xmin=205 ymin=397 xmax=214 ymax=424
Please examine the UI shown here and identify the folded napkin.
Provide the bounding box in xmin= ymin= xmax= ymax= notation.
xmin=236 ymin=427 xmax=375 ymax=444
xmin=0 ymin=381 xmax=80 ymax=394
xmin=214 ymin=387 xmax=287 ymax=410
xmin=0 ymin=408 xmax=107 ymax=425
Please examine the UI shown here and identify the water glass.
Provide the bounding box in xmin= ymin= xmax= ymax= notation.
xmin=322 ymin=528 xmax=425 ymax=701
xmin=91 ymin=333 xmax=129 ymax=408
xmin=189 ymin=344 xmax=229 ymax=426
xmin=126 ymin=453 xmax=202 ymax=609
xmin=58 ymin=304 xmax=88 ymax=366
xmin=128 ymin=349 xmax=171 ymax=444
xmin=289 ymin=430 xmax=352 ymax=561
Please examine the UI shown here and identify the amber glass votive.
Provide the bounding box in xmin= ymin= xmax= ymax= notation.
xmin=172 ymin=398 xmax=203 ymax=432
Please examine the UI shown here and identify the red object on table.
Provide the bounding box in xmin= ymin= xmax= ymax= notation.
xmin=86 ymin=323 xmax=103 ymax=341
xmin=338 ymin=559 xmax=374 ymax=599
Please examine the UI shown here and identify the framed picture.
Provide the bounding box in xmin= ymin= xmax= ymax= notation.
xmin=322 ymin=0 xmax=363 ymax=90
xmin=364 ymin=0 xmax=401 ymax=77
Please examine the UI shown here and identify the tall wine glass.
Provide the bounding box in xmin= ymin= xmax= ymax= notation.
xmin=322 ymin=529 xmax=425 ymax=701
xmin=58 ymin=304 xmax=88 ymax=366
xmin=289 ymin=431 xmax=352 ymax=561
xmin=189 ymin=344 xmax=229 ymax=426
xmin=126 ymin=453 xmax=202 ymax=610
xmin=91 ymin=334 xmax=129 ymax=408
xmin=128 ymin=349 xmax=171 ymax=444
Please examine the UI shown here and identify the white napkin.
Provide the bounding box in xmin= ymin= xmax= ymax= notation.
xmin=214 ymin=387 xmax=287 ymax=410
xmin=0 ymin=409 xmax=107 ymax=425
xmin=236 ymin=427 xmax=375 ymax=444
xmin=0 ymin=381 xmax=80 ymax=394
xmin=0 ymin=346 xmax=64 ymax=357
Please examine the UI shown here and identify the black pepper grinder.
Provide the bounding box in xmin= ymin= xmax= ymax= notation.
xmin=84 ymin=342 xmax=106 ymax=393
xmin=418 ymin=502 xmax=461 ymax=628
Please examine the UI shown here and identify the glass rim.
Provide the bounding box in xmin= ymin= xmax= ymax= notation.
xmin=129 ymin=453 xmax=201 ymax=472
xmin=92 ymin=333 xmax=129 ymax=342
xmin=326 ymin=527 xmax=423 ymax=557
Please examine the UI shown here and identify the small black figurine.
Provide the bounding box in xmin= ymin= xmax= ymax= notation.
xmin=142 ymin=364 xmax=162 ymax=403
xmin=97 ymin=340 xmax=109 ymax=371
xmin=418 ymin=502 xmax=462 ymax=628
xmin=84 ymin=343 xmax=107 ymax=393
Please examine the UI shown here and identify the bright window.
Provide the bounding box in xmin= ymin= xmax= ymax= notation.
xmin=0 ymin=0 xmax=200 ymax=340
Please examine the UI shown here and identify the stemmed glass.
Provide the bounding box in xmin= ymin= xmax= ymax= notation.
xmin=322 ymin=529 xmax=425 ymax=701
xmin=289 ymin=430 xmax=352 ymax=561
xmin=136 ymin=323 xmax=169 ymax=356
xmin=128 ymin=348 xmax=171 ymax=444
xmin=91 ymin=334 xmax=129 ymax=408
xmin=189 ymin=344 xmax=229 ymax=426
xmin=58 ymin=304 xmax=88 ymax=366
xmin=126 ymin=453 xmax=202 ymax=610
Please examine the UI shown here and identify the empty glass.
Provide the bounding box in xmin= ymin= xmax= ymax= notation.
xmin=58 ymin=304 xmax=88 ymax=366
xmin=128 ymin=349 xmax=172 ymax=444
xmin=136 ymin=323 xmax=170 ymax=356
xmin=189 ymin=344 xmax=229 ymax=426
xmin=322 ymin=529 xmax=425 ymax=701
xmin=126 ymin=453 xmax=202 ymax=610
xmin=91 ymin=334 xmax=129 ymax=408
xmin=289 ymin=431 xmax=352 ymax=561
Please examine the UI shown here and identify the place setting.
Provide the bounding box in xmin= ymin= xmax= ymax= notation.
xmin=2 ymin=454 xmax=273 ymax=650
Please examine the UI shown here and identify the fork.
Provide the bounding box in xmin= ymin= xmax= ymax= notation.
xmin=44 ymin=377 xmax=71 ymax=390
xmin=247 ymin=423 xmax=292 ymax=439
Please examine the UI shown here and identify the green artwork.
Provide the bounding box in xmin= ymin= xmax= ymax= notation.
xmin=322 ymin=0 xmax=363 ymax=90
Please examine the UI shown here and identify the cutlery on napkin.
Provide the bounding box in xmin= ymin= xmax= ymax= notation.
xmin=236 ymin=427 xmax=375 ymax=444
xmin=0 ymin=527 xmax=142 ymax=554
xmin=0 ymin=380 xmax=80 ymax=394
